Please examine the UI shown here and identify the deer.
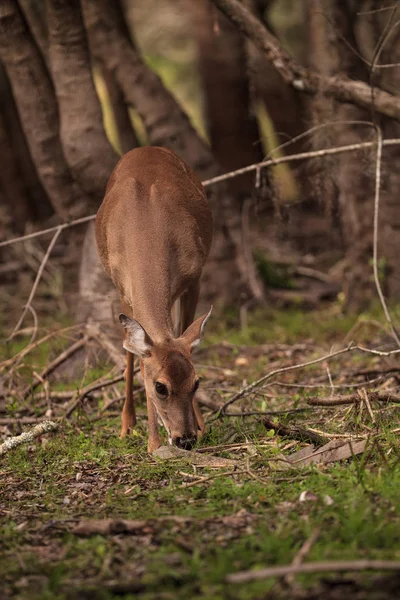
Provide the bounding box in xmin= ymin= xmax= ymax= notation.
xmin=95 ymin=146 xmax=213 ymax=453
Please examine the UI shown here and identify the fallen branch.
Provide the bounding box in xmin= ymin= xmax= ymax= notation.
xmin=220 ymin=343 xmax=400 ymax=413
xmin=0 ymin=420 xmax=58 ymax=456
xmin=307 ymin=391 xmax=400 ymax=406
xmin=0 ymin=324 xmax=84 ymax=373
xmin=63 ymin=372 xmax=130 ymax=419
xmin=220 ymin=345 xmax=356 ymax=413
xmin=262 ymin=417 xmax=326 ymax=446
xmin=22 ymin=336 xmax=89 ymax=399
xmin=226 ymin=559 xmax=400 ymax=584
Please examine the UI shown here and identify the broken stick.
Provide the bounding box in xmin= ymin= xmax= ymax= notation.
xmin=0 ymin=420 xmax=58 ymax=456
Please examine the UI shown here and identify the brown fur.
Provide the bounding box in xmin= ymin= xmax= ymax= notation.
xmin=95 ymin=147 xmax=213 ymax=451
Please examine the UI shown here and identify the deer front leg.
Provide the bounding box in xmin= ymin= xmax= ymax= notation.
xmin=147 ymin=394 xmax=162 ymax=453
xmin=120 ymin=350 xmax=136 ymax=437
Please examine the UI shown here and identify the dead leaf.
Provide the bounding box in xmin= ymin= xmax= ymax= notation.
xmin=288 ymin=439 xmax=367 ymax=467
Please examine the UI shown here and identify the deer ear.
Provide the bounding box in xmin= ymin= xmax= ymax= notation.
xmin=119 ymin=314 xmax=153 ymax=358
xmin=180 ymin=306 xmax=212 ymax=351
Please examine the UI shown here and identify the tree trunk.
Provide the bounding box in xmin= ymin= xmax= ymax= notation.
xmin=191 ymin=0 xmax=263 ymax=196
xmin=307 ymin=0 xmax=376 ymax=310
xmin=46 ymin=0 xmax=118 ymax=198
xmin=82 ymin=0 xmax=264 ymax=304
xmin=46 ymin=0 xmax=121 ymax=348
xmin=0 ymin=0 xmax=87 ymax=219
xmin=247 ymin=0 xmax=307 ymax=157
xmin=0 ymin=110 xmax=33 ymax=229
xmin=18 ymin=0 xmax=48 ymax=65
xmin=0 ymin=63 xmax=51 ymax=227
xmin=100 ymin=65 xmax=139 ymax=154
xmin=373 ymin=1 xmax=400 ymax=299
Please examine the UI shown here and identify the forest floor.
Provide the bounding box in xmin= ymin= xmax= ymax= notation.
xmin=1 ymin=303 xmax=400 ymax=600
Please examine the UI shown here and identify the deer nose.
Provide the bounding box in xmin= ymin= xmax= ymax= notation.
xmin=173 ymin=436 xmax=197 ymax=451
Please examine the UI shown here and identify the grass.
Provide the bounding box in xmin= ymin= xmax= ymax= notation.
xmin=1 ymin=304 xmax=400 ymax=599
xmin=1 ymin=422 xmax=400 ymax=599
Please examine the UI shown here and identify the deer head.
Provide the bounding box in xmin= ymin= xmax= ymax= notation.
xmin=119 ymin=308 xmax=212 ymax=450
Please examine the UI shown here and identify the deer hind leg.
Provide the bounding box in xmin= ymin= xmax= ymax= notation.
xmin=120 ymin=350 xmax=136 ymax=437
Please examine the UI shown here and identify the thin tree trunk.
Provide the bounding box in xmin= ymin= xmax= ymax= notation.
xmin=18 ymin=0 xmax=48 ymax=65
xmin=192 ymin=0 xmax=263 ymax=196
xmin=374 ymin=0 xmax=400 ymax=299
xmin=46 ymin=0 xmax=121 ymax=345
xmin=46 ymin=0 xmax=118 ymax=198
xmin=82 ymin=0 xmax=216 ymax=180
xmin=0 ymin=111 xmax=33 ymax=229
xmin=308 ymin=0 xmax=375 ymax=310
xmin=247 ymin=0 xmax=307 ymax=156
xmin=101 ymin=65 xmax=139 ymax=154
xmin=0 ymin=63 xmax=51 ymax=226
xmin=0 ymin=0 xmax=88 ymax=219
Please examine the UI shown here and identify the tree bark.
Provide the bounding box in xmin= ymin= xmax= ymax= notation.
xmin=46 ymin=0 xmax=118 ymax=198
xmin=100 ymin=65 xmax=139 ymax=154
xmin=307 ymin=0 xmax=376 ymax=310
xmin=0 ymin=110 xmax=33 ymax=229
xmin=0 ymin=63 xmax=51 ymax=227
xmin=247 ymin=0 xmax=307 ymax=156
xmin=0 ymin=0 xmax=87 ymax=219
xmin=192 ymin=0 xmax=263 ymax=196
xmin=373 ymin=1 xmax=400 ymax=299
xmin=211 ymin=0 xmax=400 ymax=122
xmin=82 ymin=0 xmax=216 ymax=179
xmin=18 ymin=0 xmax=48 ymax=65
xmin=45 ymin=0 xmax=121 ymax=347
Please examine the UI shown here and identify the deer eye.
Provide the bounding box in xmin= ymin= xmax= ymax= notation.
xmin=193 ymin=379 xmax=200 ymax=393
xmin=155 ymin=381 xmax=168 ymax=396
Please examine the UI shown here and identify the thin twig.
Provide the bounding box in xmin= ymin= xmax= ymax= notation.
xmin=372 ymin=127 xmax=400 ymax=347
xmin=307 ymin=391 xmax=400 ymax=406
xmin=285 ymin=528 xmax=320 ymax=587
xmin=0 ymin=324 xmax=84 ymax=372
xmin=2 ymin=139 xmax=400 ymax=250
xmin=0 ymin=216 xmax=94 ymax=249
xmin=63 ymin=371 xmax=136 ymax=419
xmin=262 ymin=418 xmax=327 ymax=446
xmin=180 ymin=469 xmax=247 ymax=488
xmin=22 ymin=336 xmax=89 ymax=399
xmin=220 ymin=345 xmax=356 ymax=413
xmin=226 ymin=560 xmax=400 ymax=584
xmin=220 ymin=343 xmax=400 ymax=413
xmin=7 ymin=227 xmax=62 ymax=340
xmin=0 ymin=417 xmax=50 ymax=425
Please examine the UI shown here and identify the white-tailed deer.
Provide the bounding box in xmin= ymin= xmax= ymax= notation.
xmin=95 ymin=146 xmax=213 ymax=452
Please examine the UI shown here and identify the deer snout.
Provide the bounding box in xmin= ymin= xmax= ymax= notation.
xmin=172 ymin=435 xmax=197 ymax=451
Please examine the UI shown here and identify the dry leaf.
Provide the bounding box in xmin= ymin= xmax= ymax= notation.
xmin=288 ymin=439 xmax=367 ymax=467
